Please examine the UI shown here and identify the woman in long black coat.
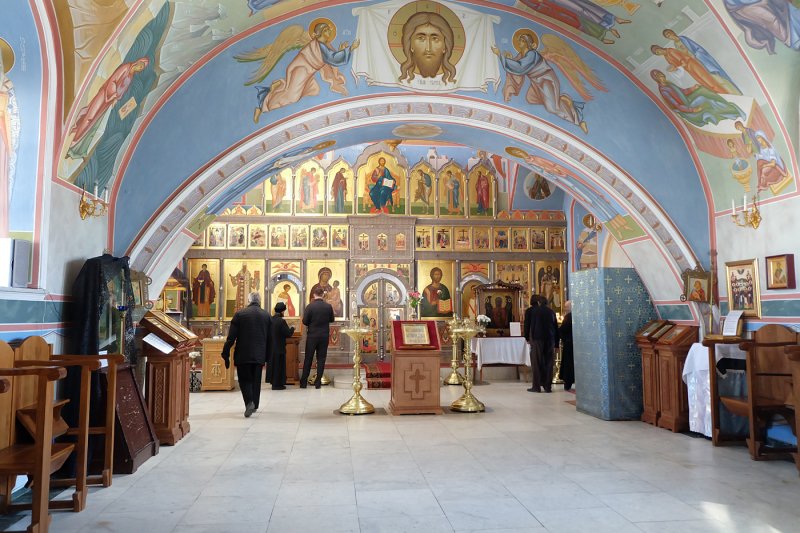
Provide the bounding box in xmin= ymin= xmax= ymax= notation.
xmin=266 ymin=302 xmax=295 ymax=390
xmin=559 ymin=300 xmax=574 ymax=392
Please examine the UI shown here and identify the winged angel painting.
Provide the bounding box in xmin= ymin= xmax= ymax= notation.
xmin=493 ymin=29 xmax=605 ymax=133
xmin=235 ymin=20 xmax=359 ymax=122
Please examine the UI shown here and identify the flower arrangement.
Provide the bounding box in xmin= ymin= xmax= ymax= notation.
xmin=476 ymin=314 xmax=491 ymax=326
xmin=408 ymin=290 xmax=421 ymax=309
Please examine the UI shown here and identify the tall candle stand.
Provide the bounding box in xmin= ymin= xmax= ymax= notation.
xmin=443 ymin=317 xmax=465 ymax=385
xmin=339 ymin=320 xmax=375 ymax=415
xmin=451 ymin=318 xmax=485 ymax=413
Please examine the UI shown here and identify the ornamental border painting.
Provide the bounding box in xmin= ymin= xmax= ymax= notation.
xmin=416 ymin=259 xmax=455 ymax=320
xmin=188 ymin=259 xmax=218 ymax=319
xmin=725 ymin=259 xmax=761 ymax=318
xmin=223 ymin=259 xmax=264 ymax=320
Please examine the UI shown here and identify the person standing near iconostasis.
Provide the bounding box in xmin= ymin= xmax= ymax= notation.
xmin=559 ymin=300 xmax=574 ymax=392
xmin=267 ymin=302 xmax=295 ymax=391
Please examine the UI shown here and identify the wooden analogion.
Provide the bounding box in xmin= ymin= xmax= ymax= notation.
xmin=388 ymin=320 xmax=443 ymax=415
xmin=140 ymin=311 xmax=199 ymax=445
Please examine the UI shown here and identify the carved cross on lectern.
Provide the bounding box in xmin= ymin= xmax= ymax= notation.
xmin=405 ymin=364 xmax=431 ymax=399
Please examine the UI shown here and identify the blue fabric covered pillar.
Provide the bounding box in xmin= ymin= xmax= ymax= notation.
xmin=570 ymin=268 xmax=657 ymax=420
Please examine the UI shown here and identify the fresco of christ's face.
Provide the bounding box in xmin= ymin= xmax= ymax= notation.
xmin=410 ymin=23 xmax=447 ymax=78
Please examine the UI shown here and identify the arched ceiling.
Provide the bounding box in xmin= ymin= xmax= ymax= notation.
xmin=27 ymin=0 xmax=798 ymax=314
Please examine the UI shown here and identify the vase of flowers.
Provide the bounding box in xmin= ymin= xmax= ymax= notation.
xmin=476 ymin=314 xmax=490 ymax=336
xmin=408 ymin=290 xmax=421 ymax=319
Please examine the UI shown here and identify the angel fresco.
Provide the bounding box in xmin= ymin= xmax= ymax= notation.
xmin=236 ymin=20 xmax=359 ymax=122
xmin=493 ymin=29 xmax=606 ymax=134
xmin=519 ymin=0 xmax=631 ymax=45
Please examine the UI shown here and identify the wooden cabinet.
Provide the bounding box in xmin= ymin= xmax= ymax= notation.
xmin=654 ymin=325 xmax=698 ymax=432
xmin=388 ymin=350 xmax=442 ymax=415
xmin=636 ymin=320 xmax=674 ymax=426
xmin=285 ymin=334 xmax=300 ymax=385
xmin=200 ymin=338 xmax=235 ymax=391
xmin=140 ymin=311 xmax=198 ymax=446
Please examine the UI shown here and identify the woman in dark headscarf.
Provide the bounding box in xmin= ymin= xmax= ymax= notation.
xmin=266 ymin=302 xmax=295 ymax=390
xmin=559 ymin=300 xmax=574 ymax=392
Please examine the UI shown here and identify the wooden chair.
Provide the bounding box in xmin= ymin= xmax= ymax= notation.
xmin=12 ymin=337 xmax=124 ymax=511
xmin=784 ymin=345 xmax=800 ymax=473
xmin=721 ymin=325 xmax=797 ymax=461
xmin=0 ymin=362 xmax=73 ymax=533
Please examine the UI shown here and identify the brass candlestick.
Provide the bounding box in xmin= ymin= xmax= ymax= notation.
xmin=451 ymin=318 xmax=485 ymax=413
xmin=444 ymin=317 xmax=465 ymax=385
xmin=339 ymin=321 xmax=375 ymax=415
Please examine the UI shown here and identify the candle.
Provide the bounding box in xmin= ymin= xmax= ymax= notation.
xmin=731 ymin=198 xmax=735 ymax=213
xmin=103 ymin=188 xmax=108 ymax=203
xmin=743 ymin=194 xmax=747 ymax=211
xmin=94 ymin=183 xmax=98 ymax=198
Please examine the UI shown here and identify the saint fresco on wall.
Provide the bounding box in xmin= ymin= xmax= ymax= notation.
xmin=722 ymin=0 xmax=800 ymax=55
xmin=517 ymin=0 xmax=633 ymax=45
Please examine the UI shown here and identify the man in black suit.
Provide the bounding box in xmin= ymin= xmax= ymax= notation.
xmin=222 ymin=291 xmax=272 ymax=417
xmin=300 ymin=286 xmax=335 ymax=388
xmin=524 ymin=294 xmax=559 ymax=393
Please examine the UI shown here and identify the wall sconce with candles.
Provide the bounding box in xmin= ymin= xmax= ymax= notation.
xmin=730 ymin=192 xmax=761 ymax=229
xmin=79 ymin=184 xmax=109 ymax=220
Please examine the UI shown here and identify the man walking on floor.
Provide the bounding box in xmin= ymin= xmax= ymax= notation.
xmin=524 ymin=294 xmax=559 ymax=393
xmin=300 ymin=286 xmax=335 ymax=388
xmin=222 ymin=291 xmax=272 ymax=417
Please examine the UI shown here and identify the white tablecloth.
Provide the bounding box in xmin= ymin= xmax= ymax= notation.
xmin=470 ymin=337 xmax=530 ymax=369
xmin=682 ymin=342 xmax=747 ymax=437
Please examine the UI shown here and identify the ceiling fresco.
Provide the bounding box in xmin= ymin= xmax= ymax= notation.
xmin=0 ymin=0 xmax=797 ymax=321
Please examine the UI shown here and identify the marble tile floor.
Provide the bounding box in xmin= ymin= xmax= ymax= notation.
xmin=3 ymin=382 xmax=800 ymax=532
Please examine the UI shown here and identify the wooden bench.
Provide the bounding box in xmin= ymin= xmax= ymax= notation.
xmin=11 ymin=337 xmax=124 ymax=511
xmin=0 ymin=358 xmax=72 ymax=533
xmin=718 ymin=325 xmax=797 ymax=461
xmin=784 ymin=345 xmax=800 ymax=473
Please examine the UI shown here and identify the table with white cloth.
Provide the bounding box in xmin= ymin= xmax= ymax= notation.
xmin=470 ymin=337 xmax=530 ymax=380
xmin=682 ymin=341 xmax=748 ymax=438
